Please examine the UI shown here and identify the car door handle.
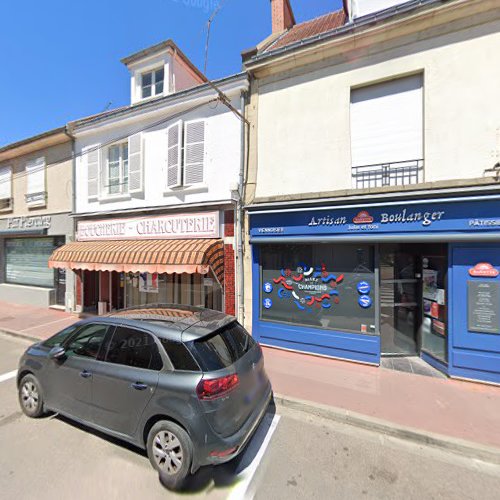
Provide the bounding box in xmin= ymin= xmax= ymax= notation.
xmin=80 ymin=370 xmax=92 ymax=379
xmin=131 ymin=382 xmax=148 ymax=391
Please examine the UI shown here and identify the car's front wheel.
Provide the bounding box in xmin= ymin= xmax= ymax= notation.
xmin=18 ymin=374 xmax=45 ymax=418
xmin=147 ymin=420 xmax=193 ymax=491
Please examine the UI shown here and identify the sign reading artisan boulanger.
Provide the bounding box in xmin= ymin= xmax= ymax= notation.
xmin=77 ymin=212 xmax=219 ymax=241
xmin=250 ymin=199 xmax=500 ymax=238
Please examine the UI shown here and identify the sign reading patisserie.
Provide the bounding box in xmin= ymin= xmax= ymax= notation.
xmin=77 ymin=212 xmax=219 ymax=241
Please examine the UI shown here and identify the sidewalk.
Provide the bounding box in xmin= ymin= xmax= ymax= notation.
xmin=1 ymin=300 xmax=499 ymax=456
xmin=263 ymin=345 xmax=500 ymax=452
xmin=0 ymin=301 xmax=77 ymax=341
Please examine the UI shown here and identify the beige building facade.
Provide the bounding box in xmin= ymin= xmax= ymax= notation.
xmin=0 ymin=128 xmax=74 ymax=309
xmin=242 ymin=0 xmax=500 ymax=385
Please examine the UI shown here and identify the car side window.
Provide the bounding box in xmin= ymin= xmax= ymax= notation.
xmin=104 ymin=327 xmax=163 ymax=371
xmin=65 ymin=324 xmax=110 ymax=360
xmin=43 ymin=324 xmax=80 ymax=348
xmin=160 ymin=339 xmax=200 ymax=372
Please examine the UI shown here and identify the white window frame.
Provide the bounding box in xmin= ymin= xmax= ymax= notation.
xmin=102 ymin=142 xmax=129 ymax=198
xmin=25 ymin=157 xmax=47 ymax=207
xmin=141 ymin=66 xmax=165 ymax=100
xmin=0 ymin=165 xmax=12 ymax=210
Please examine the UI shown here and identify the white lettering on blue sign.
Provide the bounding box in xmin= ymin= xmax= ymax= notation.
xmin=469 ymin=219 xmax=500 ymax=227
xmin=379 ymin=209 xmax=445 ymax=226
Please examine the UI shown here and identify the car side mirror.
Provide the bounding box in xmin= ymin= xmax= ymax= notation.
xmin=49 ymin=346 xmax=66 ymax=360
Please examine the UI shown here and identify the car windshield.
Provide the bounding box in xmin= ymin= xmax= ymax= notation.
xmin=189 ymin=322 xmax=255 ymax=372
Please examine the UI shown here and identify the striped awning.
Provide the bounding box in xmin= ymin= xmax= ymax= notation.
xmin=48 ymin=239 xmax=224 ymax=282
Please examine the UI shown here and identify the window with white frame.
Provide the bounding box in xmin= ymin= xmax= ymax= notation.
xmin=165 ymin=119 xmax=206 ymax=190
xmin=85 ymin=134 xmax=143 ymax=201
xmin=350 ymin=74 xmax=424 ymax=189
xmin=25 ymin=157 xmax=46 ymax=206
xmin=0 ymin=165 xmax=12 ymax=209
xmin=105 ymin=142 xmax=129 ymax=195
xmin=141 ymin=67 xmax=164 ymax=99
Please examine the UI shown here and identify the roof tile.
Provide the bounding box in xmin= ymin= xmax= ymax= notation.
xmin=264 ymin=9 xmax=346 ymax=53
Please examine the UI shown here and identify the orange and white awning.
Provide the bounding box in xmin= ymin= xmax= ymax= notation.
xmin=49 ymin=239 xmax=224 ymax=282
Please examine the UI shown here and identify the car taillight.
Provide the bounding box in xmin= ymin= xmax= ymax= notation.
xmin=196 ymin=374 xmax=239 ymax=401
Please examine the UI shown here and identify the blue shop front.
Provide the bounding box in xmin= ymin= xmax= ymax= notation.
xmin=249 ymin=196 xmax=500 ymax=385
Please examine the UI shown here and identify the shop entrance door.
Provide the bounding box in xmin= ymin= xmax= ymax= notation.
xmin=55 ymin=268 xmax=66 ymax=306
xmin=380 ymin=244 xmax=420 ymax=355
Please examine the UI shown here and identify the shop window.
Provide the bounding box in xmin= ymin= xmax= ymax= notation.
xmin=5 ymin=237 xmax=60 ymax=288
xmin=259 ymin=244 xmax=376 ymax=335
xmin=124 ymin=270 xmax=222 ymax=311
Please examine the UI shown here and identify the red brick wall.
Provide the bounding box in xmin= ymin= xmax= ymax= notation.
xmin=224 ymin=210 xmax=236 ymax=316
xmin=224 ymin=244 xmax=235 ymax=316
xmin=224 ymin=210 xmax=235 ymax=237
xmin=271 ymin=0 xmax=295 ymax=33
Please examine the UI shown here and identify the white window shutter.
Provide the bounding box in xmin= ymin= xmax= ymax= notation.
xmin=26 ymin=157 xmax=45 ymax=194
xmin=166 ymin=121 xmax=182 ymax=189
xmin=183 ymin=120 xmax=205 ymax=185
xmin=350 ymin=75 xmax=423 ymax=167
xmin=128 ymin=133 xmax=143 ymax=193
xmin=0 ymin=166 xmax=12 ymax=200
xmin=84 ymin=145 xmax=100 ymax=200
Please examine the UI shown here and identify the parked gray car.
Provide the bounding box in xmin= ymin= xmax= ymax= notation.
xmin=17 ymin=305 xmax=272 ymax=490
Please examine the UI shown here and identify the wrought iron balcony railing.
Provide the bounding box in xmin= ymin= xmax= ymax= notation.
xmin=352 ymin=159 xmax=424 ymax=189
xmin=25 ymin=191 xmax=47 ymax=207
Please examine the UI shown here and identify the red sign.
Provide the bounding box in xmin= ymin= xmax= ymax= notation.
xmin=353 ymin=211 xmax=374 ymax=224
xmin=469 ymin=262 xmax=499 ymax=278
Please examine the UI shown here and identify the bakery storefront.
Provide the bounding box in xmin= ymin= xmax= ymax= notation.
xmin=249 ymin=196 xmax=500 ymax=385
xmin=49 ymin=211 xmax=225 ymax=314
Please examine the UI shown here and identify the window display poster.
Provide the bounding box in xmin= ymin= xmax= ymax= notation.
xmin=139 ymin=273 xmax=159 ymax=293
xmin=260 ymin=244 xmax=376 ymax=334
xmin=423 ymin=269 xmax=439 ymax=300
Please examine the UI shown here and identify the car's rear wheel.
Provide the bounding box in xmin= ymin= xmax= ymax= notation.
xmin=18 ymin=374 xmax=45 ymax=418
xmin=147 ymin=420 xmax=193 ymax=491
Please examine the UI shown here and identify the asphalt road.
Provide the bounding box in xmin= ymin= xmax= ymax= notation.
xmin=1 ymin=333 xmax=499 ymax=500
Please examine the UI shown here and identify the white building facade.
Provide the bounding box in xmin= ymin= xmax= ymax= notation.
xmin=50 ymin=41 xmax=248 ymax=317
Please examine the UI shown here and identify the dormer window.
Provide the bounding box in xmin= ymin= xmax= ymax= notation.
xmin=141 ymin=67 xmax=164 ymax=99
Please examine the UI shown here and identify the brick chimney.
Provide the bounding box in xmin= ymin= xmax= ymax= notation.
xmin=271 ymin=0 xmax=296 ymax=34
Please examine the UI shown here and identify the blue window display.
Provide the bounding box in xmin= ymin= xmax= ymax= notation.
xmin=259 ymin=244 xmax=375 ymax=334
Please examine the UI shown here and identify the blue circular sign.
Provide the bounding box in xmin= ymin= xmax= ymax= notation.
xmin=358 ymin=295 xmax=372 ymax=309
xmin=263 ymin=282 xmax=273 ymax=294
xmin=357 ymin=281 xmax=371 ymax=295
xmin=263 ymin=298 xmax=273 ymax=309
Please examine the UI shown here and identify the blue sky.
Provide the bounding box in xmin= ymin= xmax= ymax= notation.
xmin=0 ymin=0 xmax=343 ymax=147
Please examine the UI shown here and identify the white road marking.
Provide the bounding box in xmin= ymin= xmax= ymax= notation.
xmin=228 ymin=413 xmax=281 ymax=500
xmin=0 ymin=370 xmax=17 ymax=383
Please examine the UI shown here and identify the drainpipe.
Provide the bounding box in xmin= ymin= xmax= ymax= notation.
xmin=236 ymin=91 xmax=247 ymax=324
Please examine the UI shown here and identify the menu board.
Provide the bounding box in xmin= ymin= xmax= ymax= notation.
xmin=468 ymin=281 xmax=500 ymax=334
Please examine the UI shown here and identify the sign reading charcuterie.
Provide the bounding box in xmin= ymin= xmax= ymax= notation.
xmin=77 ymin=211 xmax=219 ymax=241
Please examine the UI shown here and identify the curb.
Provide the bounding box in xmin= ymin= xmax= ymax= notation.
xmin=0 ymin=328 xmax=41 ymax=344
xmin=274 ymin=393 xmax=500 ymax=466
